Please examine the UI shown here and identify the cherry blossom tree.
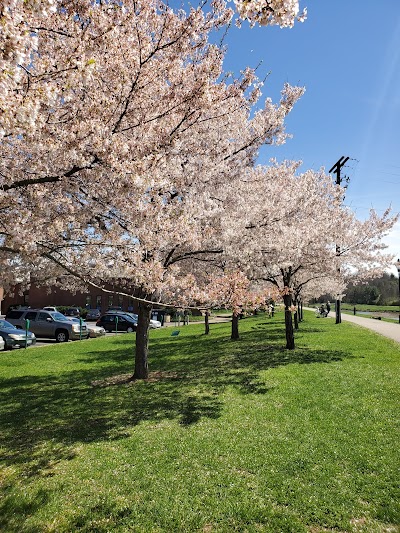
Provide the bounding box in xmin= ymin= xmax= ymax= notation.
xmin=221 ymin=161 xmax=398 ymax=349
xmin=290 ymin=272 xmax=345 ymax=327
xmin=194 ymin=269 xmax=271 ymax=339
xmin=0 ymin=0 xmax=304 ymax=378
xmin=1 ymin=0 xmax=305 ymax=139
xmin=3 ymin=1 xmax=395 ymax=369
xmin=234 ymin=0 xmax=307 ymax=27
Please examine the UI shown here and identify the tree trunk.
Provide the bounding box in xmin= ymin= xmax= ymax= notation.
xmin=133 ymin=301 xmax=152 ymax=379
xmin=293 ymin=297 xmax=299 ymax=329
xmin=283 ymin=294 xmax=295 ymax=349
xmin=294 ymin=309 xmax=299 ymax=329
xmin=300 ymin=301 xmax=303 ymax=321
xmin=231 ymin=312 xmax=239 ymax=340
xmin=335 ymin=299 xmax=342 ymax=324
xmin=204 ymin=310 xmax=210 ymax=335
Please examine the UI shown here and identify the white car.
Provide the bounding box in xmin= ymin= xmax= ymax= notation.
xmin=87 ymin=324 xmax=106 ymax=338
xmin=0 ymin=336 xmax=5 ymax=351
xmin=64 ymin=317 xmax=105 ymax=338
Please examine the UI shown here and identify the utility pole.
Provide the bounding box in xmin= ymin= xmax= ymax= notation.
xmin=329 ymin=156 xmax=350 ymax=324
xmin=329 ymin=156 xmax=350 ymax=189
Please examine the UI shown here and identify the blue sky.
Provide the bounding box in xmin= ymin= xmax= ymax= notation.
xmin=175 ymin=1 xmax=400 ymax=271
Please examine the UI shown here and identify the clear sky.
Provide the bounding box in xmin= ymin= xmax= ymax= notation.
xmin=175 ymin=1 xmax=400 ymax=272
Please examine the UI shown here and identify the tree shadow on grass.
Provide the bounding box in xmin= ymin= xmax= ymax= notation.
xmin=0 ymin=317 xmax=354 ymax=480
xmin=0 ymin=487 xmax=51 ymax=533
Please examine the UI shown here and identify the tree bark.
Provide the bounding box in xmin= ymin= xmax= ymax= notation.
xmin=133 ymin=301 xmax=152 ymax=379
xmin=283 ymin=294 xmax=295 ymax=349
xmin=294 ymin=309 xmax=299 ymax=330
xmin=293 ymin=297 xmax=299 ymax=329
xmin=335 ymin=299 xmax=342 ymax=324
xmin=204 ymin=309 xmax=210 ymax=335
xmin=231 ymin=312 xmax=239 ymax=340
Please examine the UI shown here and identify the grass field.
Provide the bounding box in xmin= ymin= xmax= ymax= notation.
xmin=1 ymin=312 xmax=399 ymax=532
xmin=341 ymin=304 xmax=399 ymax=313
xmin=310 ymin=303 xmax=399 ymax=314
xmin=310 ymin=302 xmax=400 ymax=323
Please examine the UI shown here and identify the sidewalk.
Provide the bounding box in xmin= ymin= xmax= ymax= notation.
xmin=328 ymin=311 xmax=400 ymax=344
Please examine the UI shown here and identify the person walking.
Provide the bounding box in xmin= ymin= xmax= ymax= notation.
xmin=326 ymin=301 xmax=331 ymax=314
xmin=183 ymin=309 xmax=189 ymax=325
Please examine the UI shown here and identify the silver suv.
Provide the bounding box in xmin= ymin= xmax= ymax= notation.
xmin=5 ymin=309 xmax=88 ymax=342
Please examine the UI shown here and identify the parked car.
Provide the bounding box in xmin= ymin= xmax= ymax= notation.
xmin=104 ymin=311 xmax=161 ymax=329
xmin=96 ymin=313 xmax=137 ymax=333
xmin=85 ymin=308 xmax=101 ymax=321
xmin=0 ymin=319 xmax=36 ymax=349
xmin=64 ymin=307 xmax=81 ymax=317
xmin=43 ymin=306 xmax=58 ymax=312
xmin=122 ymin=312 xmax=161 ymax=329
xmin=6 ymin=304 xmax=30 ymax=313
xmin=87 ymin=324 xmax=106 ymax=338
xmin=0 ymin=336 xmax=5 ymax=351
xmin=65 ymin=317 xmax=105 ymax=338
xmin=5 ymin=309 xmax=88 ymax=342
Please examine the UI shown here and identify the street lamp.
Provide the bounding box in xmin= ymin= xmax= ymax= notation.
xmin=396 ymin=258 xmax=400 ymax=324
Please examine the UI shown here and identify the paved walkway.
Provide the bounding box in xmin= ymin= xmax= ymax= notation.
xmin=327 ymin=311 xmax=400 ymax=344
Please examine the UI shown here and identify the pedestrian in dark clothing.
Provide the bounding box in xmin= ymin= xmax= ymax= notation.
xmin=183 ymin=309 xmax=189 ymax=325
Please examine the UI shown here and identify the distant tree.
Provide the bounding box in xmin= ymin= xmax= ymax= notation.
xmin=343 ymin=273 xmax=399 ymax=305
xmin=194 ymin=270 xmax=271 ymax=340
xmin=345 ymin=285 xmax=380 ymax=305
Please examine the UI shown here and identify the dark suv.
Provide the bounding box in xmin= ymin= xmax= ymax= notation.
xmin=96 ymin=313 xmax=137 ymax=333
xmin=85 ymin=308 xmax=101 ymax=320
xmin=5 ymin=309 xmax=88 ymax=342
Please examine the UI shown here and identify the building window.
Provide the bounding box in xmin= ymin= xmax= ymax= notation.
xmin=85 ymin=295 xmax=91 ymax=309
xmin=108 ymin=295 xmax=114 ymax=308
xmin=118 ymin=295 xmax=123 ymax=309
xmin=96 ymin=295 xmax=102 ymax=309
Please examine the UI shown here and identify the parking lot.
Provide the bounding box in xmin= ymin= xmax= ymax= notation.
xmin=0 ymin=315 xmax=129 ymax=350
xmin=0 ymin=311 xmax=200 ymax=350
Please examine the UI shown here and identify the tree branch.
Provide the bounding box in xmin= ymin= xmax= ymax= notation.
xmin=3 ymin=156 xmax=101 ymax=191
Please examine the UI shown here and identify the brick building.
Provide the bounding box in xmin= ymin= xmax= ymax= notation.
xmin=1 ymin=283 xmax=138 ymax=315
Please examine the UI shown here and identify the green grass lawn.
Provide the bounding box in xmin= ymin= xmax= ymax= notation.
xmin=338 ymin=304 xmax=399 ymax=323
xmin=340 ymin=313 xmax=399 ymax=324
xmin=1 ymin=312 xmax=399 ymax=532
xmin=340 ymin=303 xmax=399 ymax=313
xmin=310 ymin=302 xmax=400 ymax=323
xmin=310 ymin=303 xmax=399 ymax=314
xmin=341 ymin=304 xmax=399 ymax=322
